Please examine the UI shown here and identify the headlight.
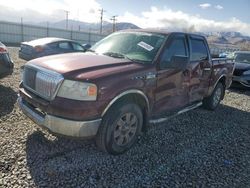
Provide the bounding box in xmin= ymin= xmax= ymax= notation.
xmin=57 ymin=80 xmax=97 ymax=101
xmin=243 ymin=70 xmax=250 ymax=76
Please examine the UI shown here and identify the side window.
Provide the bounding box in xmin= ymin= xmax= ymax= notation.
xmin=48 ymin=42 xmax=58 ymax=49
xmin=190 ymin=39 xmax=208 ymax=61
xmin=58 ymin=42 xmax=72 ymax=50
xmin=160 ymin=37 xmax=187 ymax=67
xmin=72 ymin=43 xmax=84 ymax=51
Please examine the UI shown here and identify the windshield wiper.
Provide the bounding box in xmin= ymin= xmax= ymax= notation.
xmin=103 ymin=52 xmax=141 ymax=63
xmin=86 ymin=49 xmax=97 ymax=53
xmin=103 ymin=51 xmax=151 ymax=64
xmin=103 ymin=52 xmax=126 ymax=58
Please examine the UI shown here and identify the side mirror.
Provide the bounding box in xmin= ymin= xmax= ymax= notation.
xmin=169 ymin=55 xmax=188 ymax=70
xmin=82 ymin=44 xmax=91 ymax=51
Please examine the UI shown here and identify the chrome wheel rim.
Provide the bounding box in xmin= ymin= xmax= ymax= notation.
xmin=213 ymin=87 xmax=222 ymax=107
xmin=113 ymin=113 xmax=138 ymax=146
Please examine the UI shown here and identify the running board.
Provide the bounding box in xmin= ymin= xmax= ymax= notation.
xmin=149 ymin=102 xmax=202 ymax=124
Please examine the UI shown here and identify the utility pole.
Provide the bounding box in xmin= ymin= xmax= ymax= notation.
xmin=47 ymin=21 xmax=49 ymax=37
xmin=21 ymin=17 xmax=24 ymax=42
xmin=64 ymin=10 xmax=69 ymax=30
xmin=111 ymin=15 xmax=117 ymax=32
xmin=99 ymin=8 xmax=106 ymax=34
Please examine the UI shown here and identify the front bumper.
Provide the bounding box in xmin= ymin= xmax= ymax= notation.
xmin=232 ymin=75 xmax=250 ymax=87
xmin=18 ymin=97 xmax=101 ymax=138
xmin=18 ymin=51 xmax=34 ymax=61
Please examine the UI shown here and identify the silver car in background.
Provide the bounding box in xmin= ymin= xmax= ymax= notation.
xmin=19 ymin=37 xmax=90 ymax=61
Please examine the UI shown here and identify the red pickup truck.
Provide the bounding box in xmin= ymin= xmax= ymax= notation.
xmin=19 ymin=30 xmax=234 ymax=154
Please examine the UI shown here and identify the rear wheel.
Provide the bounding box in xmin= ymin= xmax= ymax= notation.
xmin=96 ymin=102 xmax=143 ymax=155
xmin=203 ymin=82 xmax=224 ymax=110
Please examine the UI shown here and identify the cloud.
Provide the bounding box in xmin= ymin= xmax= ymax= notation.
xmin=0 ymin=0 xmax=102 ymax=23
xmin=215 ymin=5 xmax=224 ymax=10
xmin=199 ymin=3 xmax=211 ymax=9
xmin=0 ymin=1 xmax=250 ymax=36
xmin=118 ymin=7 xmax=250 ymax=35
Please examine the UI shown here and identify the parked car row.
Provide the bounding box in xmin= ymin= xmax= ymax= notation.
xmin=3 ymin=35 xmax=250 ymax=90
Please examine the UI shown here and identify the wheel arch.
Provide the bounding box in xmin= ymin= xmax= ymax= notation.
xmin=101 ymin=89 xmax=150 ymax=131
xmin=214 ymin=75 xmax=226 ymax=99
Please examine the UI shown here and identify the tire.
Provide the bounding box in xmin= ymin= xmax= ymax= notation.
xmin=95 ymin=102 xmax=143 ymax=155
xmin=203 ymin=82 xmax=224 ymax=110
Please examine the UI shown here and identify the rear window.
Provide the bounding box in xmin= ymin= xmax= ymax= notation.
xmin=48 ymin=43 xmax=58 ymax=48
xmin=190 ymin=39 xmax=208 ymax=61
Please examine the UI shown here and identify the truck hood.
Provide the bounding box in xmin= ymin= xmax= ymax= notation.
xmin=26 ymin=52 xmax=147 ymax=80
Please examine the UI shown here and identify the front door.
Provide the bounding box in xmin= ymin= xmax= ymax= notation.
xmin=188 ymin=36 xmax=212 ymax=103
xmin=153 ymin=34 xmax=190 ymax=116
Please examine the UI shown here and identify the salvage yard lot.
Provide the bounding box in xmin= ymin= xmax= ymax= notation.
xmin=0 ymin=47 xmax=250 ymax=187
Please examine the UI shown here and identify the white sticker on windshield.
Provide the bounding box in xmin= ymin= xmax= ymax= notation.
xmin=137 ymin=41 xmax=154 ymax=51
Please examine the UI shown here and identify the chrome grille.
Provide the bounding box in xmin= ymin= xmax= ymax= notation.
xmin=23 ymin=67 xmax=37 ymax=90
xmin=23 ymin=65 xmax=64 ymax=101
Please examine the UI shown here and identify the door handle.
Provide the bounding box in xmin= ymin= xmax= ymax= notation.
xmin=145 ymin=72 xmax=157 ymax=80
xmin=182 ymin=69 xmax=190 ymax=76
xmin=204 ymin=68 xmax=211 ymax=71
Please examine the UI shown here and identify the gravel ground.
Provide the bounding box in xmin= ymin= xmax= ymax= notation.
xmin=0 ymin=47 xmax=250 ymax=188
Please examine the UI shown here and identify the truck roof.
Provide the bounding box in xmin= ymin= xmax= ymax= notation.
xmin=120 ymin=29 xmax=205 ymax=38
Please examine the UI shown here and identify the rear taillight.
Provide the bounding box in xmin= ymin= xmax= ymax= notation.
xmin=0 ymin=47 xmax=7 ymax=53
xmin=34 ymin=46 xmax=44 ymax=52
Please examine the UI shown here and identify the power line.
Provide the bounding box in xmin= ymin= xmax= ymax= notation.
xmin=111 ymin=15 xmax=118 ymax=33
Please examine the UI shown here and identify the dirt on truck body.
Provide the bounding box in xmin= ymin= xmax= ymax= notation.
xmin=18 ymin=30 xmax=235 ymax=154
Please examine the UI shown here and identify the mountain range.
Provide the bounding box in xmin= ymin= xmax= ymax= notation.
xmin=31 ymin=19 xmax=250 ymax=50
xmin=36 ymin=19 xmax=140 ymax=34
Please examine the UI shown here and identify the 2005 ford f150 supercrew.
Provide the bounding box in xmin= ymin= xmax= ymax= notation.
xmin=19 ymin=30 xmax=234 ymax=154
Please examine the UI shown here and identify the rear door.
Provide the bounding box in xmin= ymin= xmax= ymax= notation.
xmin=153 ymin=33 xmax=190 ymax=115
xmin=188 ymin=35 xmax=212 ymax=103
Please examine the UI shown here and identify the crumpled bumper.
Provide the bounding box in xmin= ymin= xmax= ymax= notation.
xmin=18 ymin=97 xmax=101 ymax=138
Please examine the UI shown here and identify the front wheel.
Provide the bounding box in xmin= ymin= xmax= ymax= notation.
xmin=203 ymin=82 xmax=224 ymax=110
xmin=96 ymin=102 xmax=143 ymax=155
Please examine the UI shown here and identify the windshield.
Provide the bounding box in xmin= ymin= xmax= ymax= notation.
xmin=91 ymin=32 xmax=167 ymax=63
xmin=235 ymin=53 xmax=250 ymax=64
